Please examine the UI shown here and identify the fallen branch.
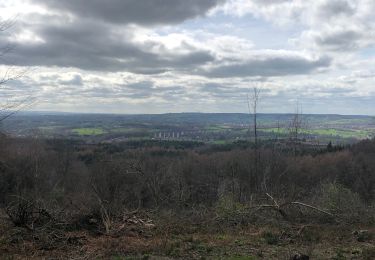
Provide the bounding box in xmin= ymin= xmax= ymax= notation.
xmin=290 ymin=201 xmax=334 ymax=217
xmin=249 ymin=193 xmax=334 ymax=222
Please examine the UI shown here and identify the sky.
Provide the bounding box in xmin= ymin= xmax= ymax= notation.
xmin=0 ymin=0 xmax=375 ymax=115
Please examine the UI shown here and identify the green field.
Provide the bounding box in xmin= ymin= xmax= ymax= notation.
xmin=72 ymin=128 xmax=106 ymax=136
xmin=261 ymin=127 xmax=372 ymax=139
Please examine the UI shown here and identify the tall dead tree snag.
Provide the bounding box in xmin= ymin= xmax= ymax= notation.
xmin=288 ymin=102 xmax=304 ymax=156
xmin=247 ymin=87 xmax=261 ymax=191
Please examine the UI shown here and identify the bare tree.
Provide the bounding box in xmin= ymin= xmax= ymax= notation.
xmin=248 ymin=87 xmax=261 ymax=149
xmin=0 ymin=17 xmax=19 ymax=86
xmin=288 ymin=102 xmax=305 ymax=156
xmin=247 ymin=86 xmax=261 ymax=190
xmin=0 ymin=17 xmax=32 ymax=123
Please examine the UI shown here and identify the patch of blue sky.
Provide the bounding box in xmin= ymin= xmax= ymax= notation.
xmin=358 ymin=46 xmax=375 ymax=58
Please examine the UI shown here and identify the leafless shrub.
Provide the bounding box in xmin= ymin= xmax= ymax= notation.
xmin=5 ymin=196 xmax=53 ymax=230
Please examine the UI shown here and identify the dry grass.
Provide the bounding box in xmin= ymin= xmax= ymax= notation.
xmin=1 ymin=209 xmax=374 ymax=260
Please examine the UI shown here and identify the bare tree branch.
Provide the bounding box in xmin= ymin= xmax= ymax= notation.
xmin=248 ymin=86 xmax=262 ymax=191
xmin=290 ymin=201 xmax=334 ymax=217
xmin=0 ymin=17 xmax=33 ymax=124
xmin=252 ymin=193 xmax=335 ymax=221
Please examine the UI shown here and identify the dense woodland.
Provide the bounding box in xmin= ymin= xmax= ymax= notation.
xmin=1 ymin=137 xmax=374 ymax=210
xmin=0 ymin=135 xmax=374 ymax=258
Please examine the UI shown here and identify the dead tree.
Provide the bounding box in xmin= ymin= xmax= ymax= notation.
xmin=288 ymin=102 xmax=304 ymax=156
xmin=0 ymin=18 xmax=32 ymax=123
xmin=247 ymin=87 xmax=261 ymax=191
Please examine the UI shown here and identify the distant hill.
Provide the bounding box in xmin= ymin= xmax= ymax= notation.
xmin=2 ymin=112 xmax=374 ymax=143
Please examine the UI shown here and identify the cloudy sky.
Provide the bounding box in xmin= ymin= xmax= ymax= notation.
xmin=1 ymin=0 xmax=375 ymax=115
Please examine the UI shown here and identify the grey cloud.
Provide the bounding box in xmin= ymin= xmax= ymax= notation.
xmin=0 ymin=78 xmax=37 ymax=102
xmin=199 ymin=83 xmax=274 ymax=100
xmin=31 ymin=0 xmax=224 ymax=26
xmin=3 ymin=19 xmax=215 ymax=74
xmin=200 ymin=83 xmax=248 ymax=96
xmin=313 ymin=29 xmax=363 ymax=51
xmin=317 ymin=0 xmax=355 ymax=18
xmin=0 ymin=2 xmax=337 ymax=80
xmin=65 ymin=86 xmax=115 ymax=99
xmin=125 ymin=81 xmax=154 ymax=91
xmin=198 ymin=54 xmax=331 ymax=78
xmin=106 ymin=81 xmax=187 ymax=99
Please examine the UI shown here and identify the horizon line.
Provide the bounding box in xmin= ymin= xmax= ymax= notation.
xmin=15 ymin=110 xmax=375 ymax=118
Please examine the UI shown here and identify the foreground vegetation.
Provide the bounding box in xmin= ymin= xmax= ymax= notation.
xmin=0 ymin=136 xmax=374 ymax=259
